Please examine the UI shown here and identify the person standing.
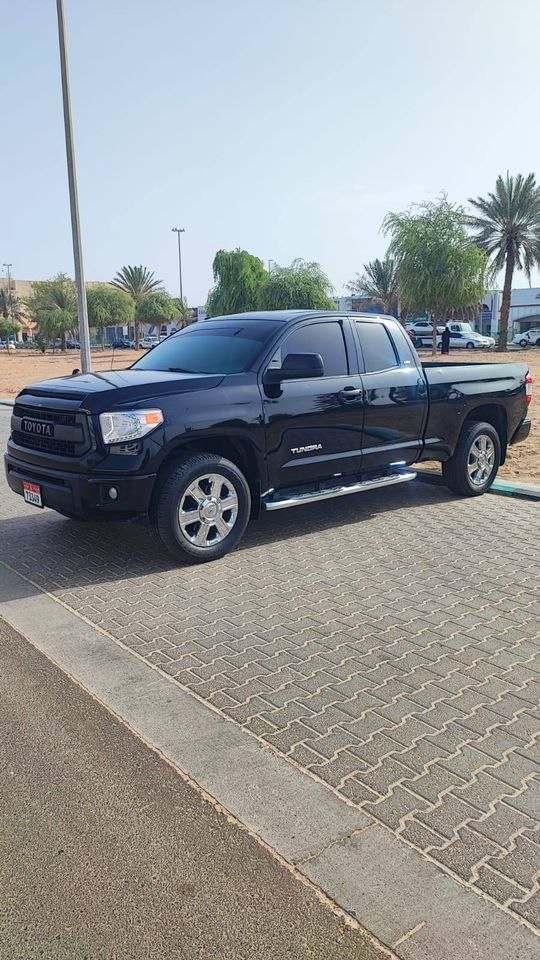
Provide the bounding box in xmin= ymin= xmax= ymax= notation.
xmin=441 ymin=325 xmax=451 ymax=354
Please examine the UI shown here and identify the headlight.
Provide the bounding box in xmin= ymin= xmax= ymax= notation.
xmin=99 ymin=409 xmax=164 ymax=444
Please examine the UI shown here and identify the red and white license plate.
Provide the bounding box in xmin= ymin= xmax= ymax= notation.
xmin=23 ymin=481 xmax=43 ymax=508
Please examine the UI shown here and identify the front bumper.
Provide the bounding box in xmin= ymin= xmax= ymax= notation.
xmin=510 ymin=418 xmax=532 ymax=446
xmin=4 ymin=453 xmax=156 ymax=519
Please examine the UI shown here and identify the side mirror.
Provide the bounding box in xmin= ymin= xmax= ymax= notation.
xmin=264 ymin=352 xmax=324 ymax=385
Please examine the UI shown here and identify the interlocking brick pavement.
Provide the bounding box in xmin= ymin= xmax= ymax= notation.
xmin=1 ymin=409 xmax=539 ymax=934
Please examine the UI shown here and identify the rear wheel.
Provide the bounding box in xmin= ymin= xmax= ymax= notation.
xmin=150 ymin=453 xmax=251 ymax=562
xmin=535 ymin=338 xmax=540 ymax=347
xmin=442 ymin=421 xmax=501 ymax=497
xmin=466 ymin=341 xmax=475 ymax=349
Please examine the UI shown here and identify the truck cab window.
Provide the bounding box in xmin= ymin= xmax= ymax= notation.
xmin=279 ymin=321 xmax=348 ymax=377
xmin=355 ymin=322 xmax=398 ymax=372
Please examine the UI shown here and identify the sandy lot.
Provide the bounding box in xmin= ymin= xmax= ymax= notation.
xmin=1 ymin=347 xmax=538 ymax=484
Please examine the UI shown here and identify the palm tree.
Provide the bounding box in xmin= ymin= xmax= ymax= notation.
xmin=468 ymin=173 xmax=540 ymax=351
xmin=0 ymin=287 xmax=25 ymax=351
xmin=111 ymin=265 xmax=163 ymax=347
xmin=0 ymin=286 xmax=25 ymax=323
xmin=346 ymin=257 xmax=400 ymax=317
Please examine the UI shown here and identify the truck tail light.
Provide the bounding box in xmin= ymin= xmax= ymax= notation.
xmin=526 ymin=373 xmax=533 ymax=405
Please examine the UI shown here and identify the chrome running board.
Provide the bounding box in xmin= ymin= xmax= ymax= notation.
xmin=263 ymin=470 xmax=417 ymax=511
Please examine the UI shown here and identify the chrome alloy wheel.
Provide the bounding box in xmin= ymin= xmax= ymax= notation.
xmin=467 ymin=434 xmax=495 ymax=486
xmin=178 ymin=473 xmax=239 ymax=547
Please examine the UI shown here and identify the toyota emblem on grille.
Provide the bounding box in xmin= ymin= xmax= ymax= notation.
xmin=21 ymin=418 xmax=54 ymax=438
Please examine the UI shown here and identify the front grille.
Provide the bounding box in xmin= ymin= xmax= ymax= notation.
xmin=12 ymin=402 xmax=90 ymax=458
xmin=15 ymin=404 xmax=78 ymax=427
xmin=12 ymin=431 xmax=77 ymax=457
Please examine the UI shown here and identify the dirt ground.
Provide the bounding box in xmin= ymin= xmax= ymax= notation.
xmin=0 ymin=347 xmax=538 ymax=484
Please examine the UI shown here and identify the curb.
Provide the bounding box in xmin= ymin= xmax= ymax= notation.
xmin=0 ymin=399 xmax=14 ymax=407
xmin=416 ymin=468 xmax=540 ymax=502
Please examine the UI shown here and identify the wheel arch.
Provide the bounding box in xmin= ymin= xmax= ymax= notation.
xmin=157 ymin=436 xmax=262 ymax=516
xmin=464 ymin=404 xmax=508 ymax=462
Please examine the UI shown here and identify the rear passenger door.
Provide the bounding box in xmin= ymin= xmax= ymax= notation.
xmin=354 ymin=319 xmax=428 ymax=471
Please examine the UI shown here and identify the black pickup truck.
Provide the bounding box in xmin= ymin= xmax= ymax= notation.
xmin=5 ymin=311 xmax=532 ymax=562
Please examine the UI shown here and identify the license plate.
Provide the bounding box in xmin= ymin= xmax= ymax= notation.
xmin=21 ymin=418 xmax=54 ymax=438
xmin=23 ymin=481 xmax=43 ymax=508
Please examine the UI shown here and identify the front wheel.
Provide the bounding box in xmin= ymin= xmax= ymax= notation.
xmin=520 ymin=339 xmax=529 ymax=348
xmin=442 ymin=421 xmax=501 ymax=497
xmin=150 ymin=453 xmax=251 ymax=562
xmin=466 ymin=341 xmax=475 ymax=349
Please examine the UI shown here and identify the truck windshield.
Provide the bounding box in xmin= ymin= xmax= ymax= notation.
xmin=131 ymin=320 xmax=282 ymax=375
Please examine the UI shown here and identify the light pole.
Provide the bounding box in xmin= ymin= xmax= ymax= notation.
xmin=3 ymin=263 xmax=13 ymax=313
xmin=172 ymin=227 xmax=185 ymax=303
xmin=3 ymin=263 xmax=13 ymax=349
xmin=56 ymin=0 xmax=92 ymax=373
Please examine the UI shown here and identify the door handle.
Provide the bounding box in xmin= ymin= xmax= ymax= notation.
xmin=339 ymin=386 xmax=363 ymax=400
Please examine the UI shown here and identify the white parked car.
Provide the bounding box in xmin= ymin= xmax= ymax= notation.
xmin=140 ymin=335 xmax=160 ymax=349
xmin=444 ymin=323 xmax=495 ymax=349
xmin=406 ymin=320 xmax=446 ymax=335
xmin=513 ymin=328 xmax=540 ymax=348
xmin=411 ymin=323 xmax=494 ymax=350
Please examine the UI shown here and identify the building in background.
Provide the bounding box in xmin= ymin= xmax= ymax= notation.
xmin=337 ymin=288 xmax=540 ymax=341
xmin=479 ymin=288 xmax=540 ymax=338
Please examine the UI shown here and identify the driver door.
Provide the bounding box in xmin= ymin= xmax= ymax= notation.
xmin=261 ymin=318 xmax=364 ymax=490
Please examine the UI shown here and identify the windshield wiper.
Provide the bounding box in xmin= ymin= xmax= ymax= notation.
xmin=168 ymin=367 xmax=192 ymax=373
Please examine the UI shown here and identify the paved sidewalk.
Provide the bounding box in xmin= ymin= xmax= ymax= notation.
xmin=0 ymin=618 xmax=387 ymax=960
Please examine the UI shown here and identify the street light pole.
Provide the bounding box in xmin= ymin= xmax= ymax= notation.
xmin=56 ymin=0 xmax=92 ymax=373
xmin=172 ymin=227 xmax=185 ymax=303
xmin=3 ymin=263 xmax=13 ymax=350
xmin=3 ymin=263 xmax=13 ymax=313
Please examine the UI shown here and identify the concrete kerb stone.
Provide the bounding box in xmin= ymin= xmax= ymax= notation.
xmin=416 ymin=468 xmax=540 ymax=502
xmin=1 ymin=562 xmax=538 ymax=960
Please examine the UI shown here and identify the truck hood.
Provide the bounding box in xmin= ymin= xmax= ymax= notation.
xmin=17 ymin=369 xmax=224 ymax=411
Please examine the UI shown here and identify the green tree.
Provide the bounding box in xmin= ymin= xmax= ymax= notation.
xmin=206 ymin=249 xmax=268 ymax=316
xmin=384 ymin=198 xmax=488 ymax=355
xmin=25 ymin=273 xmax=78 ymax=351
xmin=468 ymin=173 xmax=540 ymax=351
xmin=86 ymin=285 xmax=134 ymax=348
xmin=0 ymin=287 xmax=24 ymax=352
xmin=137 ymin=290 xmax=177 ymax=334
xmin=110 ymin=265 xmax=163 ymax=347
xmin=258 ymin=259 xmax=335 ymax=310
xmin=346 ymin=256 xmax=399 ymax=317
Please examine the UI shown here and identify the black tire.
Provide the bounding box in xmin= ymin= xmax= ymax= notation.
xmin=535 ymin=338 xmax=540 ymax=347
xmin=150 ymin=452 xmax=251 ymax=562
xmin=442 ymin=421 xmax=501 ymax=497
xmin=520 ymin=339 xmax=529 ymax=348
xmin=466 ymin=341 xmax=475 ymax=349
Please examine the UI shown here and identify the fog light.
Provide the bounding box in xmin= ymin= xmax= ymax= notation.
xmin=108 ymin=487 xmax=118 ymax=500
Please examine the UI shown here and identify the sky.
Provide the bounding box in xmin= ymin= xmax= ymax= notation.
xmin=4 ymin=0 xmax=540 ymax=306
